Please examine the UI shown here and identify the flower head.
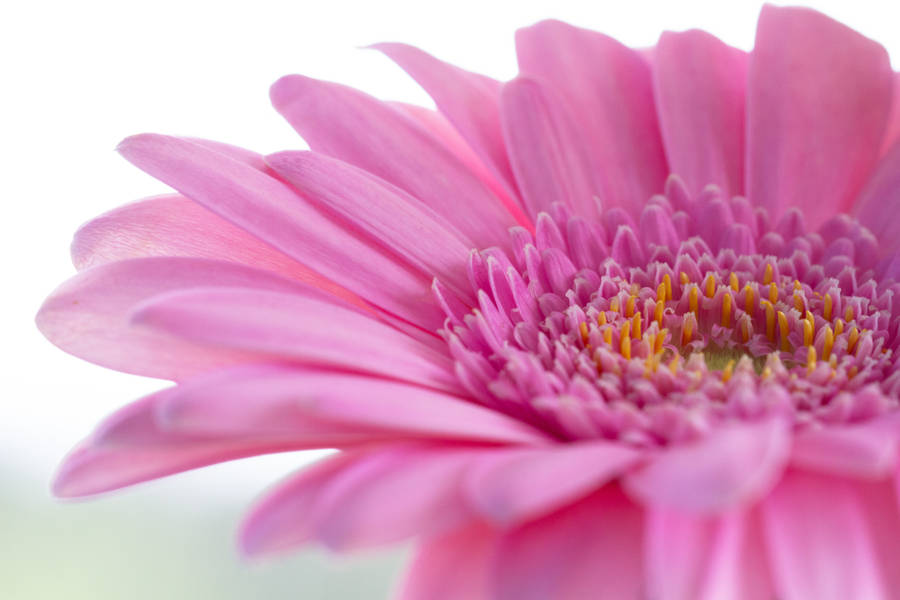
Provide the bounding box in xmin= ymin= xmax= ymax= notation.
xmin=38 ymin=5 xmax=900 ymax=599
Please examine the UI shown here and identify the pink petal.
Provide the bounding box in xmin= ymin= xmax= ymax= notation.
xmin=464 ymin=441 xmax=641 ymax=525
xmin=653 ymin=30 xmax=747 ymax=197
xmin=130 ymin=287 xmax=459 ymax=392
xmin=265 ymin=151 xmax=474 ymax=301
xmin=623 ymin=419 xmax=790 ymax=512
xmin=71 ymin=193 xmax=362 ymax=306
xmin=36 ymin=257 xmax=320 ymax=380
xmin=160 ymin=364 xmax=548 ymax=445
xmin=853 ymin=143 xmax=900 ymax=256
xmin=515 ymin=20 xmax=668 ymax=212
xmin=646 ymin=508 xmax=775 ymax=600
xmin=52 ymin=389 xmax=319 ymax=497
xmin=790 ymin=416 xmax=900 ymax=479
xmin=241 ymin=445 xmax=477 ymax=554
xmin=499 ymin=77 xmax=600 ymax=220
xmin=881 ymin=73 xmax=900 ymax=155
xmin=492 ymin=485 xmax=644 ymax=600
xmin=117 ymin=134 xmax=444 ymax=330
xmin=762 ymin=470 xmax=893 ymax=600
xmin=398 ymin=522 xmax=496 ymax=600
xmin=746 ymin=5 xmax=893 ymax=228
xmin=372 ymin=43 xmax=520 ymax=202
xmin=269 ymin=75 xmax=519 ymax=247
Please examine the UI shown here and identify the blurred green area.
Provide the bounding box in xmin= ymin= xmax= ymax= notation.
xmin=1 ymin=464 xmax=406 ymax=599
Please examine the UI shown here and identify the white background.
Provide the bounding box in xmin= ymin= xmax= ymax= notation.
xmin=2 ymin=0 xmax=898 ymax=597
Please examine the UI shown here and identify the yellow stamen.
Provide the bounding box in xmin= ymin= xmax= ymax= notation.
xmin=805 ymin=310 xmax=816 ymax=338
xmin=603 ymin=327 xmax=613 ymax=346
xmin=722 ymin=359 xmax=735 ymax=383
xmin=655 ymin=329 xmax=666 ymax=353
xmin=610 ymin=296 xmax=620 ymax=314
xmin=845 ymin=305 xmax=854 ymax=322
xmin=680 ymin=271 xmax=690 ymax=285
xmin=761 ymin=366 xmax=773 ymax=380
xmin=793 ymin=280 xmax=802 ymax=291
xmin=632 ymin=313 xmax=642 ymax=339
xmin=848 ymin=365 xmax=858 ymax=379
xmin=721 ymin=293 xmax=733 ymax=327
xmin=689 ymin=285 xmax=699 ymax=314
xmin=762 ymin=300 xmax=775 ymax=342
xmin=729 ymin=272 xmax=739 ymax=291
xmin=654 ymin=300 xmax=664 ymax=326
xmin=793 ymin=292 xmax=804 ymax=312
xmin=663 ymin=273 xmax=673 ymax=301
xmin=744 ymin=284 xmax=755 ymax=314
xmin=682 ymin=317 xmax=694 ymax=345
xmin=656 ymin=282 xmax=667 ymax=304
xmin=579 ymin=322 xmax=590 ymax=346
xmin=669 ymin=353 xmax=680 ymax=375
xmin=834 ymin=318 xmax=844 ymax=336
xmin=763 ymin=263 xmax=774 ymax=285
xmin=625 ymin=295 xmax=636 ymax=318
xmin=822 ymin=325 xmax=834 ymax=361
xmin=768 ymin=282 xmax=778 ymax=304
xmin=806 ymin=346 xmax=817 ymax=374
xmin=597 ymin=311 xmax=608 ymax=326
xmin=620 ymin=335 xmax=632 ymax=360
xmin=777 ymin=311 xmax=790 ymax=352
xmin=802 ymin=318 xmax=813 ymax=346
xmin=823 ymin=294 xmax=833 ymax=322
xmin=704 ymin=274 xmax=716 ymax=298
xmin=741 ymin=318 xmax=751 ymax=343
xmin=848 ymin=326 xmax=859 ymax=354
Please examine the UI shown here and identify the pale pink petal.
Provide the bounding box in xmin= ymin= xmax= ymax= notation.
xmin=464 ymin=441 xmax=641 ymax=525
xmin=492 ymin=485 xmax=644 ymax=600
xmin=654 ymin=30 xmax=747 ymax=197
xmin=52 ymin=389 xmax=324 ymax=497
xmin=500 ymin=77 xmax=601 ymax=220
xmin=856 ymin=478 xmax=900 ymax=596
xmin=117 ymin=134 xmax=444 ymax=329
xmin=241 ymin=445 xmax=477 ymax=554
xmin=623 ymin=419 xmax=790 ymax=512
xmin=372 ymin=43 xmax=520 ymax=202
xmin=269 ymin=75 xmax=519 ymax=246
xmin=398 ymin=522 xmax=496 ymax=600
xmin=762 ymin=470 xmax=893 ymax=600
xmin=746 ymin=5 xmax=893 ymax=228
xmin=853 ymin=143 xmax=900 ymax=256
xmin=36 ymin=257 xmax=321 ymax=380
xmin=881 ymin=73 xmax=900 ymax=155
xmin=265 ymin=151 xmax=474 ymax=301
xmin=131 ymin=287 xmax=459 ymax=392
xmin=160 ymin=364 xmax=548 ymax=445
xmin=71 ymin=193 xmax=363 ymax=306
xmin=790 ymin=415 xmax=900 ymax=479
xmin=646 ymin=508 xmax=775 ymax=600
xmin=515 ymin=20 xmax=668 ymax=212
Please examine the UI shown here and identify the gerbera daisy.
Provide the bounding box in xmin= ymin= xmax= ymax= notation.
xmin=38 ymin=4 xmax=900 ymax=599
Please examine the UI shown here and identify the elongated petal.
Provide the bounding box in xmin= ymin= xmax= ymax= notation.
xmin=464 ymin=441 xmax=641 ymax=525
xmin=160 ymin=364 xmax=548 ymax=445
xmin=399 ymin=523 xmax=496 ymax=600
xmin=762 ymin=470 xmax=892 ymax=600
xmin=516 ymin=20 xmax=668 ymax=212
xmin=492 ymin=486 xmax=644 ymax=600
xmin=241 ymin=445 xmax=477 ymax=554
xmin=790 ymin=415 xmax=900 ymax=478
xmin=36 ymin=257 xmax=319 ymax=380
xmin=623 ymin=420 xmax=790 ymax=512
xmin=52 ymin=389 xmax=325 ymax=497
xmin=269 ymin=75 xmax=519 ymax=245
xmin=372 ymin=43 xmax=520 ymax=201
xmin=853 ymin=143 xmax=900 ymax=256
xmin=500 ymin=77 xmax=600 ymax=220
xmin=131 ymin=287 xmax=459 ymax=392
xmin=746 ymin=5 xmax=893 ymax=228
xmin=654 ymin=30 xmax=747 ymax=197
xmin=117 ymin=134 xmax=443 ymax=329
xmin=265 ymin=151 xmax=474 ymax=301
xmin=881 ymin=73 xmax=900 ymax=155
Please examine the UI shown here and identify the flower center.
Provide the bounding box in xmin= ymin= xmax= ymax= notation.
xmin=437 ymin=182 xmax=900 ymax=447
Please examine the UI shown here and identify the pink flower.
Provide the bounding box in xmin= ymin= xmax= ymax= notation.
xmin=37 ymin=4 xmax=900 ymax=599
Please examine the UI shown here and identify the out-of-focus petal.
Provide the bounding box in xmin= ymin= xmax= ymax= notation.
xmin=746 ymin=5 xmax=893 ymax=228
xmin=515 ymin=19 xmax=668 ymax=213
xmin=853 ymin=143 xmax=900 ymax=256
xmin=654 ymin=30 xmax=747 ymax=197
